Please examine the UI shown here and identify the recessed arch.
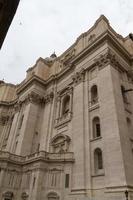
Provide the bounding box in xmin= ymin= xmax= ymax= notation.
xmin=94 ymin=148 xmax=103 ymax=172
xmin=47 ymin=192 xmax=59 ymax=200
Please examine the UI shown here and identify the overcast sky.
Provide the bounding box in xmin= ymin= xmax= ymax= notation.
xmin=0 ymin=0 xmax=133 ymax=84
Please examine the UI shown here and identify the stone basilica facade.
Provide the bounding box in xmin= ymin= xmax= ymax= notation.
xmin=1 ymin=15 xmax=133 ymax=200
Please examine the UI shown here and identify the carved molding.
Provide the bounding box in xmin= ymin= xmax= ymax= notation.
xmin=72 ymin=68 xmax=85 ymax=85
xmin=44 ymin=91 xmax=54 ymax=104
xmin=3 ymin=191 xmax=14 ymax=198
xmin=24 ymin=91 xmax=45 ymax=105
xmin=94 ymin=49 xmax=120 ymax=69
xmin=47 ymin=192 xmax=59 ymax=199
xmin=14 ymin=100 xmax=22 ymax=112
xmin=88 ymin=34 xmax=96 ymax=43
xmin=51 ymin=133 xmax=71 ymax=153
xmin=0 ymin=115 xmax=10 ymax=126
xmin=57 ymin=86 xmax=73 ymax=98
xmin=14 ymin=91 xmax=54 ymax=111
xmin=61 ymin=48 xmax=75 ymax=65
xmin=21 ymin=192 xmax=29 ymax=200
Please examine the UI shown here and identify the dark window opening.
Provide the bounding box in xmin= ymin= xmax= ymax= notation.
xmin=65 ymin=174 xmax=69 ymax=188
xmin=91 ymin=85 xmax=98 ymax=105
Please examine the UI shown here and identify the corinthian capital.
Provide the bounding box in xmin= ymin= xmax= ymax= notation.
xmin=94 ymin=49 xmax=120 ymax=69
xmin=72 ymin=68 xmax=85 ymax=85
xmin=44 ymin=92 xmax=54 ymax=104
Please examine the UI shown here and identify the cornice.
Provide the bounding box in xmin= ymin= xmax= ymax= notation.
xmin=15 ymin=30 xmax=132 ymax=96
xmin=0 ymin=100 xmax=17 ymax=107
xmin=17 ymin=75 xmax=46 ymax=95
xmin=70 ymin=30 xmax=132 ymax=66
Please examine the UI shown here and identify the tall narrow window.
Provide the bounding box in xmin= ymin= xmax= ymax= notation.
xmin=33 ymin=177 xmax=36 ymax=188
xmin=65 ymin=174 xmax=69 ymax=188
xmin=127 ymin=117 xmax=132 ymax=137
xmin=19 ymin=115 xmax=24 ymax=129
xmin=93 ymin=117 xmax=101 ymax=138
xmin=94 ymin=148 xmax=103 ymax=172
xmin=91 ymin=85 xmax=98 ymax=105
xmin=121 ymin=85 xmax=128 ymax=103
xmin=62 ymin=95 xmax=70 ymax=116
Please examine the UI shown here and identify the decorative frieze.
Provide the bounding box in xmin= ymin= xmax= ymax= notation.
xmin=61 ymin=48 xmax=75 ymax=65
xmin=72 ymin=68 xmax=85 ymax=85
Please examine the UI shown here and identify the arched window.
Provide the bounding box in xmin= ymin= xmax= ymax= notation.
xmin=121 ymin=85 xmax=128 ymax=103
xmin=92 ymin=117 xmax=101 ymax=138
xmin=94 ymin=148 xmax=103 ymax=172
xmin=62 ymin=95 xmax=70 ymax=116
xmin=91 ymin=85 xmax=98 ymax=105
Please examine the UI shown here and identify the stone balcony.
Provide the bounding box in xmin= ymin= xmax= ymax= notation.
xmin=55 ymin=111 xmax=72 ymax=127
xmin=0 ymin=150 xmax=75 ymax=164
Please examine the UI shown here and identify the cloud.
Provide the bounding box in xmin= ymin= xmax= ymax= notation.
xmin=0 ymin=0 xmax=133 ymax=84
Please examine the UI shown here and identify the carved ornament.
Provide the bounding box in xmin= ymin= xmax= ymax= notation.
xmin=72 ymin=68 xmax=85 ymax=85
xmin=25 ymin=92 xmax=45 ymax=105
xmin=51 ymin=133 xmax=71 ymax=153
xmin=94 ymin=49 xmax=120 ymax=69
xmin=21 ymin=192 xmax=29 ymax=200
xmin=44 ymin=91 xmax=54 ymax=104
xmin=0 ymin=115 xmax=10 ymax=126
xmin=61 ymin=48 xmax=75 ymax=65
xmin=3 ymin=191 xmax=14 ymax=198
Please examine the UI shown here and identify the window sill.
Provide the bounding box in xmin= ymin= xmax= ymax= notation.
xmin=92 ymin=172 xmax=105 ymax=177
xmin=89 ymin=104 xmax=99 ymax=112
xmin=90 ymin=136 xmax=102 ymax=142
xmin=55 ymin=112 xmax=72 ymax=128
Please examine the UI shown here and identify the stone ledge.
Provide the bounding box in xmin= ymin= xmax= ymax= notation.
xmin=0 ymin=150 xmax=75 ymax=165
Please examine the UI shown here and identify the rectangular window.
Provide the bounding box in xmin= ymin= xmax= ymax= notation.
xmin=65 ymin=174 xmax=69 ymax=188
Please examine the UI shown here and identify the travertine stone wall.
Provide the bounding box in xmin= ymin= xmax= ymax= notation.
xmin=1 ymin=15 xmax=133 ymax=200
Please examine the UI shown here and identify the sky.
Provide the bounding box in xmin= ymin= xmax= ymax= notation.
xmin=0 ymin=0 xmax=133 ymax=84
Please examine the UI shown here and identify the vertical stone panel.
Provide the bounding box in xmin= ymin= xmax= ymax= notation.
xmin=6 ymin=111 xmax=20 ymax=152
xmin=17 ymin=103 xmax=39 ymax=156
xmin=71 ymin=78 xmax=85 ymax=194
xmin=98 ymin=65 xmax=127 ymax=189
xmin=40 ymin=102 xmax=52 ymax=151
